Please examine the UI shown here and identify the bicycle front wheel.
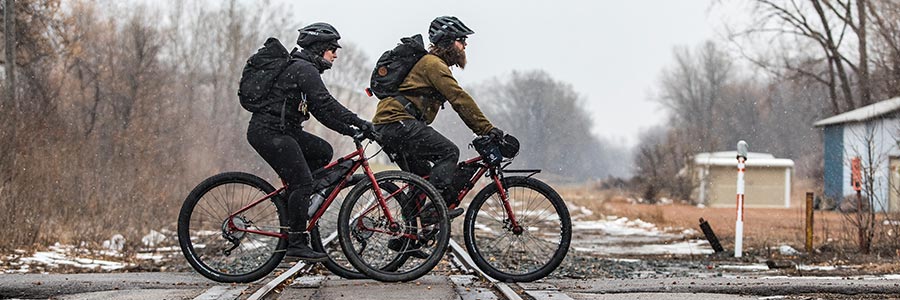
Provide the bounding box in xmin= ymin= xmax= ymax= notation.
xmin=177 ymin=172 xmax=286 ymax=283
xmin=310 ymin=179 xmax=368 ymax=280
xmin=338 ymin=170 xmax=450 ymax=282
xmin=311 ymin=179 xmax=411 ymax=279
xmin=463 ymin=176 xmax=571 ymax=282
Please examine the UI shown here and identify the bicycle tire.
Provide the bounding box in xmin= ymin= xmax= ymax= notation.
xmin=177 ymin=172 xmax=287 ymax=283
xmin=338 ymin=170 xmax=450 ymax=282
xmin=463 ymin=176 xmax=571 ymax=282
xmin=310 ymin=181 xmax=409 ymax=279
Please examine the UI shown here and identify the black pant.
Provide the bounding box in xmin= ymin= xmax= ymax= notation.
xmin=247 ymin=123 xmax=333 ymax=231
xmin=375 ymin=120 xmax=460 ymax=205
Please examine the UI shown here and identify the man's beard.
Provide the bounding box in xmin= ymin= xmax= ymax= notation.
xmin=456 ymin=48 xmax=467 ymax=69
xmin=432 ymin=44 xmax=468 ymax=69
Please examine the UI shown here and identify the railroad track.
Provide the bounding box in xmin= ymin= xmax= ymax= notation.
xmin=445 ymin=239 xmax=523 ymax=300
xmin=234 ymin=234 xmax=523 ymax=300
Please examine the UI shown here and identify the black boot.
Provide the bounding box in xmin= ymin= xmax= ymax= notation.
xmin=441 ymin=187 xmax=465 ymax=220
xmin=284 ymin=190 xmax=327 ymax=261
xmin=285 ymin=231 xmax=328 ymax=262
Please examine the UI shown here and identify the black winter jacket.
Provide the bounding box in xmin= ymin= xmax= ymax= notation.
xmin=249 ymin=49 xmax=363 ymax=135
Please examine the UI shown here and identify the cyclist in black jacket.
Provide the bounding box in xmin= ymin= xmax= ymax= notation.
xmin=247 ymin=22 xmax=374 ymax=261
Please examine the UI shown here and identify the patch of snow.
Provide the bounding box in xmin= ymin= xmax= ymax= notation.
xmin=718 ymin=264 xmax=770 ymax=271
xmin=154 ymin=246 xmax=181 ymax=252
xmin=796 ymin=265 xmax=837 ymax=271
xmin=473 ymin=223 xmax=494 ymax=233
xmin=779 ymin=245 xmax=801 ymax=256
xmin=575 ymin=240 xmax=714 ymax=255
xmin=101 ymin=234 xmax=125 ymax=252
xmin=135 ymin=253 xmax=164 ymax=262
xmin=138 ymin=246 xmax=181 ymax=252
xmin=761 ymin=276 xmax=845 ymax=280
xmin=566 ymin=204 xmax=595 ymax=220
xmin=578 ymin=206 xmax=594 ymax=216
xmin=607 ymin=258 xmax=642 ymax=263
xmin=573 ymin=217 xmax=662 ymax=236
xmin=95 ymin=249 xmax=124 ymax=257
xmin=883 ymin=220 xmax=900 ymax=226
xmin=18 ymin=249 xmax=130 ymax=271
xmin=681 ymin=228 xmax=699 ymax=236
xmin=141 ymin=230 xmax=166 ymax=247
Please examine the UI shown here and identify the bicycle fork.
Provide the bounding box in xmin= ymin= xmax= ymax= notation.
xmin=491 ymin=173 xmax=524 ymax=235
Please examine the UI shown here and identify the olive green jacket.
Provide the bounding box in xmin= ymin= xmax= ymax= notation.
xmin=372 ymin=54 xmax=494 ymax=135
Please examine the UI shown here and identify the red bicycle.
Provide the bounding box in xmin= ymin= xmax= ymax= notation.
xmin=349 ymin=135 xmax=572 ymax=282
xmin=177 ymin=133 xmax=450 ymax=283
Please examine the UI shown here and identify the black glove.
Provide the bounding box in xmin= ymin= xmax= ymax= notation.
xmin=356 ymin=120 xmax=380 ymax=141
xmin=487 ymin=127 xmax=504 ymax=140
xmin=357 ymin=120 xmax=375 ymax=133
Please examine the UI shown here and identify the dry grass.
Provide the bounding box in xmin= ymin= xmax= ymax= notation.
xmin=558 ymin=183 xmax=900 ymax=260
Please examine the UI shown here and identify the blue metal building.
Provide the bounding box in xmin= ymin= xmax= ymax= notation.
xmin=814 ymin=97 xmax=900 ymax=212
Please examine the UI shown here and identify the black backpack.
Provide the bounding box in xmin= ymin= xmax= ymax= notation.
xmin=366 ymin=34 xmax=427 ymax=99
xmin=238 ymin=38 xmax=294 ymax=112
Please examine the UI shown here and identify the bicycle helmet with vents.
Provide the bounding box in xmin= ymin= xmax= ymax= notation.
xmin=297 ymin=22 xmax=341 ymax=48
xmin=428 ymin=16 xmax=474 ymax=44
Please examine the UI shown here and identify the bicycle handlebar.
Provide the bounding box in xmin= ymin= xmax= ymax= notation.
xmin=352 ymin=129 xmax=382 ymax=145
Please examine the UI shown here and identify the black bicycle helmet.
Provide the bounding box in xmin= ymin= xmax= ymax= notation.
xmin=428 ymin=16 xmax=474 ymax=44
xmin=297 ymin=22 xmax=341 ymax=48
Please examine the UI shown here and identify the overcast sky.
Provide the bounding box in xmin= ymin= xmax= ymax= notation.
xmin=278 ymin=0 xmax=745 ymax=146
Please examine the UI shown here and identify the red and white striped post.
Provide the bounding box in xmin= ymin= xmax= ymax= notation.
xmin=735 ymin=140 xmax=748 ymax=258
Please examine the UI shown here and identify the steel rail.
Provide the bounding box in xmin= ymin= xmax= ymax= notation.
xmin=245 ymin=232 xmax=337 ymax=300
xmin=447 ymin=239 xmax=523 ymax=300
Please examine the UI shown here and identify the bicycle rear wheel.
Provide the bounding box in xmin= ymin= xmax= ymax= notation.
xmin=311 ymin=179 xmax=410 ymax=279
xmin=177 ymin=172 xmax=286 ymax=283
xmin=338 ymin=170 xmax=450 ymax=282
xmin=463 ymin=176 xmax=571 ymax=282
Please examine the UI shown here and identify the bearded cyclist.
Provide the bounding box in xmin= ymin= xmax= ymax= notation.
xmin=372 ymin=16 xmax=504 ymax=227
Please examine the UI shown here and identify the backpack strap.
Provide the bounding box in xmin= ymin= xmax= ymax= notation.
xmin=277 ymin=58 xmax=303 ymax=132
xmin=394 ymin=95 xmax=425 ymax=121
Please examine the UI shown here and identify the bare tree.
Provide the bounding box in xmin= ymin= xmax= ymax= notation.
xmin=658 ymin=41 xmax=732 ymax=154
xmin=466 ymin=70 xmax=626 ymax=181
xmin=843 ymin=123 xmax=884 ymax=253
xmin=867 ymin=0 xmax=900 ymax=99
xmin=735 ymin=0 xmax=881 ymax=114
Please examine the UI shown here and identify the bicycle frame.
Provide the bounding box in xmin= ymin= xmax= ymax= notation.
xmin=442 ymin=156 xmax=542 ymax=233
xmin=222 ymin=136 xmax=405 ymax=239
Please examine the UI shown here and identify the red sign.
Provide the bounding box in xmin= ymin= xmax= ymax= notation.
xmin=851 ymin=157 xmax=862 ymax=192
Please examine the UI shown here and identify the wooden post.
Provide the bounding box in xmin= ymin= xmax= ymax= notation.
xmin=805 ymin=192 xmax=814 ymax=253
xmin=699 ymin=218 xmax=725 ymax=253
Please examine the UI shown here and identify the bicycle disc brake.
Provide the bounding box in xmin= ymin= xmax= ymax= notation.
xmin=351 ymin=216 xmax=377 ymax=241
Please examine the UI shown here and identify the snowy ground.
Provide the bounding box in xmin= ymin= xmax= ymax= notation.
xmin=2 ymin=204 xmax=713 ymax=274
xmin=0 ymin=203 xmax=882 ymax=279
xmin=1 ymin=230 xmax=182 ymax=274
xmin=566 ymin=203 xmax=714 ymax=256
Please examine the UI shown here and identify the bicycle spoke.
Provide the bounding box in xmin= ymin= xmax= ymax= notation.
xmin=465 ymin=178 xmax=570 ymax=281
xmin=210 ymin=186 xmax=232 ymax=218
xmin=182 ymin=178 xmax=282 ymax=280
